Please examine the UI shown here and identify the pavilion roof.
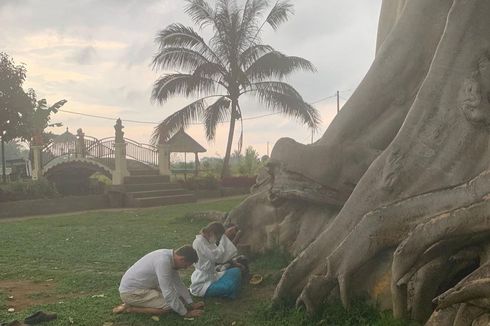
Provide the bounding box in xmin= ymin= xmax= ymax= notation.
xmin=166 ymin=129 xmax=206 ymax=153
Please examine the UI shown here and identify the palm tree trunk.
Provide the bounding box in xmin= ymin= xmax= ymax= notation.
xmin=1 ymin=135 xmax=6 ymax=183
xmin=221 ymin=99 xmax=237 ymax=179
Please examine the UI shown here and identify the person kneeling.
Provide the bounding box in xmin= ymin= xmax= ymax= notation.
xmin=190 ymin=222 xmax=242 ymax=299
xmin=113 ymin=245 xmax=204 ymax=318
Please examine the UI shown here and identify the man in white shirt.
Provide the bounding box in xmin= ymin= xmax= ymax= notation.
xmin=113 ymin=245 xmax=204 ymax=318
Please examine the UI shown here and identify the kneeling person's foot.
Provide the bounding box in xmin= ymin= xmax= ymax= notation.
xmin=112 ymin=304 xmax=127 ymax=314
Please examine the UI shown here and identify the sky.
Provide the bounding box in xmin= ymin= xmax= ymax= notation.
xmin=0 ymin=0 xmax=382 ymax=158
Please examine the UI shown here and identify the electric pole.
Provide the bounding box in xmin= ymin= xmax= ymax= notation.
xmin=1 ymin=134 xmax=6 ymax=183
xmin=337 ymin=90 xmax=340 ymax=113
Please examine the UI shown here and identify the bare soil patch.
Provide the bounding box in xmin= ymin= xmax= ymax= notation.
xmin=0 ymin=279 xmax=61 ymax=311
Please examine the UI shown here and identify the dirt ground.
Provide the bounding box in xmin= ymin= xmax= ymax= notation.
xmin=0 ymin=279 xmax=62 ymax=311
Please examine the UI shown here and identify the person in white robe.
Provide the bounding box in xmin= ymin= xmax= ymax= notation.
xmin=190 ymin=222 xmax=242 ymax=298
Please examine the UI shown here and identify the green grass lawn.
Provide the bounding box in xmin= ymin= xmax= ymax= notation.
xmin=0 ymin=197 xmax=413 ymax=326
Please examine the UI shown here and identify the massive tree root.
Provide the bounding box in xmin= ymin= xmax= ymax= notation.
xmin=425 ymin=261 xmax=490 ymax=325
xmin=226 ymin=0 xmax=490 ymax=324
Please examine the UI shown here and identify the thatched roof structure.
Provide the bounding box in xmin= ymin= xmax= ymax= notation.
xmin=166 ymin=129 xmax=206 ymax=153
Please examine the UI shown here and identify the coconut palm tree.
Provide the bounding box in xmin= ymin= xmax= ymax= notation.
xmin=151 ymin=0 xmax=320 ymax=178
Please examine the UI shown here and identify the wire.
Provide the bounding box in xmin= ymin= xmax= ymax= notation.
xmin=58 ymin=108 xmax=278 ymax=125
xmin=56 ymin=88 xmax=353 ymax=125
xmin=58 ymin=109 xmax=158 ymax=124
xmin=309 ymin=94 xmax=337 ymax=105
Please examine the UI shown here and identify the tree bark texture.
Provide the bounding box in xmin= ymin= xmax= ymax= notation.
xmin=226 ymin=0 xmax=490 ymax=324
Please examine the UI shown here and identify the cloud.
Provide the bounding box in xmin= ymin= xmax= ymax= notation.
xmin=69 ymin=46 xmax=97 ymax=65
xmin=124 ymin=41 xmax=155 ymax=69
xmin=2 ymin=0 xmax=383 ymax=157
xmin=23 ymin=33 xmax=127 ymax=50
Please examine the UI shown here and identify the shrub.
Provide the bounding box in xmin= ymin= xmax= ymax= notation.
xmin=89 ymin=172 xmax=111 ymax=194
xmin=220 ymin=175 xmax=257 ymax=188
xmin=178 ymin=175 xmax=220 ymax=190
xmin=0 ymin=178 xmax=60 ymax=202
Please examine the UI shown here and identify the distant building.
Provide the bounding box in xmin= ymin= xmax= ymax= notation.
xmin=0 ymin=158 xmax=30 ymax=181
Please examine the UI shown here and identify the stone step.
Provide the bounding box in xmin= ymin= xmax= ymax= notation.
xmin=123 ymin=183 xmax=182 ymax=192
xmin=131 ymin=194 xmax=196 ymax=208
xmin=127 ymin=189 xmax=188 ymax=199
xmin=129 ymin=169 xmax=160 ymax=176
xmin=123 ymin=175 xmax=170 ymax=184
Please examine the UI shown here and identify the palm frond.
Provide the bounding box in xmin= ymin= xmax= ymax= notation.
xmin=212 ymin=3 xmax=255 ymax=88
xmin=237 ymin=0 xmax=269 ymax=51
xmin=239 ymin=44 xmax=274 ymax=70
xmin=210 ymin=0 xmax=241 ymax=69
xmin=48 ymin=99 xmax=67 ymax=112
xmin=246 ymin=50 xmax=316 ymax=81
xmin=265 ymin=0 xmax=294 ymax=30
xmin=156 ymin=24 xmax=206 ymax=49
xmin=152 ymin=47 xmax=212 ymax=72
xmin=204 ymin=96 xmax=231 ymax=141
xmin=151 ymin=97 xmax=208 ymax=144
xmin=151 ymin=74 xmax=218 ymax=104
xmin=246 ymin=81 xmax=303 ymax=98
xmin=184 ymin=0 xmax=215 ymax=28
xmin=193 ymin=62 xmax=226 ymax=81
xmin=155 ymin=24 xmax=223 ymax=65
xmin=228 ymin=9 xmax=243 ymax=62
xmin=251 ymin=85 xmax=321 ymax=129
xmin=241 ymin=0 xmax=269 ymax=30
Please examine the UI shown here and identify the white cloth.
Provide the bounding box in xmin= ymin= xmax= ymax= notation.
xmin=190 ymin=234 xmax=238 ymax=297
xmin=119 ymin=249 xmax=192 ymax=316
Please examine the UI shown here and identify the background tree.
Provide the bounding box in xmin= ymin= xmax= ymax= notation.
xmin=0 ymin=52 xmax=34 ymax=182
xmin=28 ymin=98 xmax=66 ymax=146
xmin=237 ymin=146 xmax=260 ymax=176
xmin=200 ymin=156 xmax=224 ymax=177
xmin=0 ymin=52 xmax=66 ymax=182
xmin=151 ymin=0 xmax=320 ymax=178
xmin=0 ymin=52 xmax=34 ymax=142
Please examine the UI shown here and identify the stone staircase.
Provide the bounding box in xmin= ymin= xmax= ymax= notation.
xmin=121 ymin=169 xmax=196 ymax=208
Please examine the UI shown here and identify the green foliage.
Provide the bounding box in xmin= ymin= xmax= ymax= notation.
xmin=198 ymin=145 xmax=264 ymax=178
xmin=254 ymin=300 xmax=416 ymax=326
xmin=234 ymin=146 xmax=262 ymax=176
xmin=28 ymin=98 xmax=66 ymax=145
xmin=0 ymin=52 xmax=34 ymax=142
xmin=200 ymin=157 xmax=224 ymax=177
xmin=178 ymin=175 xmax=220 ymax=190
xmin=0 ymin=178 xmax=59 ymax=202
xmin=172 ymin=160 xmax=196 ymax=171
xmin=0 ymin=52 xmax=66 ymax=145
xmin=88 ymin=172 xmax=112 ymax=194
xmin=89 ymin=172 xmax=112 ymax=186
xmin=221 ymin=175 xmax=257 ymax=187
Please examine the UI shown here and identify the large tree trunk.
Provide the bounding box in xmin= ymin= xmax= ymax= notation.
xmin=227 ymin=0 xmax=490 ymax=324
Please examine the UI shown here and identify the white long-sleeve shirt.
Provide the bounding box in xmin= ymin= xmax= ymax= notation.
xmin=119 ymin=249 xmax=192 ymax=316
xmin=190 ymin=234 xmax=237 ymax=297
